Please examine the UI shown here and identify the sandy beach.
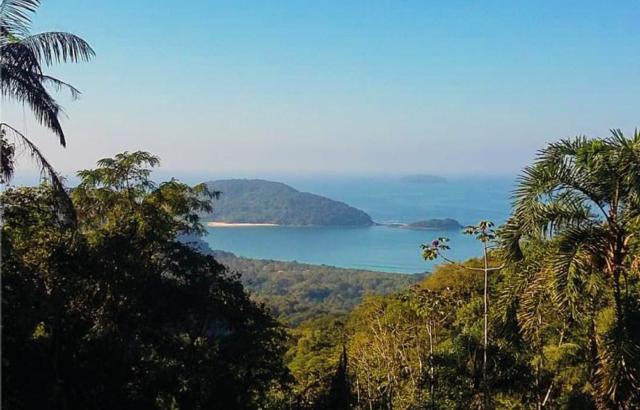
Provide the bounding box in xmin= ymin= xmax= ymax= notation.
xmin=207 ymin=222 xmax=280 ymax=227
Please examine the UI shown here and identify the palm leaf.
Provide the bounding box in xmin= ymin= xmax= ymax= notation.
xmin=0 ymin=130 xmax=16 ymax=182
xmin=0 ymin=0 xmax=39 ymax=37
xmin=596 ymin=322 xmax=640 ymax=407
xmin=39 ymin=74 xmax=81 ymax=99
xmin=1 ymin=42 xmax=68 ymax=144
xmin=550 ymin=225 xmax=604 ymax=318
xmin=1 ymin=122 xmax=75 ymax=223
xmin=21 ymin=31 xmax=94 ymax=65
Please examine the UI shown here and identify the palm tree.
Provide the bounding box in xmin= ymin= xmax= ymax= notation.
xmin=1 ymin=0 xmax=93 ymax=188
xmin=500 ymin=129 xmax=640 ymax=408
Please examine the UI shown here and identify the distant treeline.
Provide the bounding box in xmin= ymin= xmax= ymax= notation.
xmin=212 ymin=250 xmax=422 ymax=325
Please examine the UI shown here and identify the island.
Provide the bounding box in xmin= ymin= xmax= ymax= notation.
xmin=406 ymin=218 xmax=461 ymax=230
xmin=202 ymin=179 xmax=374 ymax=226
xmin=379 ymin=218 xmax=462 ymax=230
xmin=400 ymin=174 xmax=447 ymax=184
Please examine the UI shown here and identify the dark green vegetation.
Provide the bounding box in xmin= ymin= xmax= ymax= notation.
xmin=284 ymin=130 xmax=640 ymax=410
xmin=2 ymin=3 xmax=638 ymax=410
xmin=211 ymin=250 xmax=422 ymax=325
xmin=203 ymin=179 xmax=373 ymax=226
xmin=178 ymin=235 xmax=421 ymax=324
xmin=1 ymin=6 xmax=638 ymax=405
xmin=2 ymin=153 xmax=289 ymax=408
xmin=3 ymin=130 xmax=640 ymax=409
xmin=400 ymin=174 xmax=447 ymax=184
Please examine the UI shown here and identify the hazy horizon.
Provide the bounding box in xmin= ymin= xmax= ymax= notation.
xmin=9 ymin=168 xmax=517 ymax=189
xmin=2 ymin=1 xmax=638 ymax=178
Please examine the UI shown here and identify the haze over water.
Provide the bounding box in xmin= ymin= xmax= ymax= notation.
xmin=203 ymin=176 xmax=514 ymax=273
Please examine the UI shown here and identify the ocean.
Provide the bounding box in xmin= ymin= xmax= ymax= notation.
xmin=202 ymin=176 xmax=515 ymax=274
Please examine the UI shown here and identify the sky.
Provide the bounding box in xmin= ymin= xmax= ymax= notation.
xmin=3 ymin=0 xmax=639 ymax=181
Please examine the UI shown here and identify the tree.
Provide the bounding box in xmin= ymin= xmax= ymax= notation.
xmin=347 ymin=295 xmax=426 ymax=409
xmin=271 ymin=130 xmax=639 ymax=409
xmin=286 ymin=316 xmax=347 ymax=408
xmin=422 ymin=221 xmax=503 ymax=408
xmin=322 ymin=345 xmax=353 ymax=410
xmin=2 ymin=151 xmax=290 ymax=409
xmin=1 ymin=0 xmax=93 ymax=212
xmin=500 ymin=129 xmax=640 ymax=408
xmin=409 ymin=285 xmax=461 ymax=409
xmin=497 ymin=238 xmax=596 ymax=409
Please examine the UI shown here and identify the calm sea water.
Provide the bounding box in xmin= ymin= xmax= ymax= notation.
xmin=203 ymin=177 xmax=515 ymax=274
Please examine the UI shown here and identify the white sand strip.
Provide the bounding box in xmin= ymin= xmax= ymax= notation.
xmin=207 ymin=222 xmax=279 ymax=227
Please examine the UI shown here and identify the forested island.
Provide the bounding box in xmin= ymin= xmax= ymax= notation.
xmin=381 ymin=218 xmax=462 ymax=230
xmin=406 ymin=218 xmax=461 ymax=229
xmin=203 ymin=179 xmax=462 ymax=230
xmin=203 ymin=179 xmax=373 ymax=226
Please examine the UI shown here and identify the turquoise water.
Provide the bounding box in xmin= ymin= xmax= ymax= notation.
xmin=203 ymin=177 xmax=515 ymax=274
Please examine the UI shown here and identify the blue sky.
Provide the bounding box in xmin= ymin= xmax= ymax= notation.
xmin=5 ymin=0 xmax=639 ymax=179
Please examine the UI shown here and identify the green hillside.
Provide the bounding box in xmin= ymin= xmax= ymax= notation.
xmin=203 ymin=179 xmax=373 ymax=226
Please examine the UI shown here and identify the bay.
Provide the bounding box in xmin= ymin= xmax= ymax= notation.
xmin=203 ymin=176 xmax=515 ymax=273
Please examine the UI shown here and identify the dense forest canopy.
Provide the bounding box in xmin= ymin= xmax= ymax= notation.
xmin=2 ymin=153 xmax=289 ymax=408
xmin=203 ymin=179 xmax=374 ymax=226
xmin=3 ymin=131 xmax=640 ymax=409
xmin=1 ymin=3 xmax=638 ymax=410
xmin=209 ymin=250 xmax=422 ymax=325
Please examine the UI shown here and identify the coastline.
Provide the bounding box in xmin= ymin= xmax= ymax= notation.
xmin=207 ymin=222 xmax=280 ymax=227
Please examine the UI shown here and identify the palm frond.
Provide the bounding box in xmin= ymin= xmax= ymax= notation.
xmin=0 ymin=130 xmax=16 ymax=182
xmin=0 ymin=0 xmax=39 ymax=37
xmin=521 ymin=137 xmax=611 ymax=215
xmin=21 ymin=31 xmax=94 ymax=65
xmin=596 ymin=321 xmax=640 ymax=407
xmin=0 ymin=122 xmax=75 ymax=223
xmin=516 ymin=268 xmax=554 ymax=341
xmin=496 ymin=241 xmax=548 ymax=312
xmin=1 ymin=43 xmax=68 ymax=144
xmin=39 ymin=74 xmax=81 ymax=99
xmin=610 ymin=129 xmax=640 ymax=221
xmin=1 ymin=12 xmax=93 ymax=147
xmin=550 ymin=225 xmax=604 ymax=318
xmin=498 ymin=218 xmax=524 ymax=261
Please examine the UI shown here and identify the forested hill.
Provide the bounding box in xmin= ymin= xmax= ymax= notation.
xmin=203 ymin=179 xmax=373 ymax=226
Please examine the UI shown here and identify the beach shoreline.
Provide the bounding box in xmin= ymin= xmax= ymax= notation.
xmin=207 ymin=222 xmax=280 ymax=227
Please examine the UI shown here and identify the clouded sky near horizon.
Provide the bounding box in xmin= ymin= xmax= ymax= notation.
xmin=4 ymin=0 xmax=639 ymax=180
